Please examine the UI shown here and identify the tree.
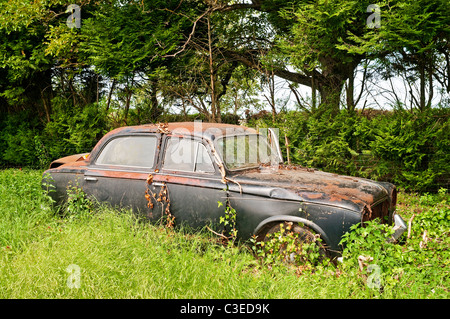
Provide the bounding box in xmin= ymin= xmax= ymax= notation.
xmin=139 ymin=0 xmax=256 ymax=122
xmin=182 ymin=0 xmax=379 ymax=114
xmin=0 ymin=0 xmax=105 ymax=120
xmin=0 ymin=25 xmax=53 ymax=121
xmin=276 ymin=0 xmax=380 ymax=113
xmin=339 ymin=0 xmax=450 ymax=111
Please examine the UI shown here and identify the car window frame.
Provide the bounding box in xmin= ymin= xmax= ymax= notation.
xmin=91 ymin=133 xmax=160 ymax=170
xmin=161 ymin=135 xmax=217 ymax=175
xmin=214 ymin=132 xmax=277 ymax=172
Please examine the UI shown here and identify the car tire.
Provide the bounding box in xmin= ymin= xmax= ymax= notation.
xmin=262 ymin=222 xmax=329 ymax=264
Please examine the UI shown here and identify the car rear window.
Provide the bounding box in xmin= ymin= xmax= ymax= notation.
xmin=95 ymin=136 xmax=157 ymax=168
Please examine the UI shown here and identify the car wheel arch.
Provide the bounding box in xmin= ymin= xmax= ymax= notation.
xmin=253 ymin=215 xmax=331 ymax=247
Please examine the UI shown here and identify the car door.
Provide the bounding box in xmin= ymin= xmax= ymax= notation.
xmin=153 ymin=135 xmax=226 ymax=230
xmin=82 ymin=133 xmax=162 ymax=221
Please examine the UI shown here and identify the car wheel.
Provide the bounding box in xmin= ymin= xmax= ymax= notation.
xmin=262 ymin=222 xmax=329 ymax=264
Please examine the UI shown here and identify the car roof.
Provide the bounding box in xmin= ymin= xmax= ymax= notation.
xmin=108 ymin=122 xmax=257 ymax=140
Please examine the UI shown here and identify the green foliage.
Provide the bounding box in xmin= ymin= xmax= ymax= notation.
xmin=368 ymin=109 xmax=449 ymax=190
xmin=1 ymin=0 xmax=449 ymax=122
xmin=64 ymin=182 xmax=95 ymax=220
xmin=339 ymin=0 xmax=450 ymax=111
xmin=0 ymin=97 xmax=110 ymax=168
xmin=250 ymin=222 xmax=328 ymax=272
xmin=339 ymin=189 xmax=449 ymax=295
xmin=340 ymin=220 xmax=402 ymax=270
xmin=43 ymin=97 xmax=110 ymax=160
xmin=0 ymin=110 xmax=43 ymax=167
xmin=218 ymin=200 xmax=238 ymax=245
xmin=80 ymin=0 xmax=192 ymax=80
xmin=34 ymin=135 xmax=51 ymax=169
xmin=280 ymin=0 xmax=370 ymax=69
xmin=0 ymin=25 xmax=51 ymax=84
xmin=414 ymin=188 xmax=449 ymax=239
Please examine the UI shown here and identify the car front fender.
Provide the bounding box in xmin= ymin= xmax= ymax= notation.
xmin=253 ymin=215 xmax=331 ymax=247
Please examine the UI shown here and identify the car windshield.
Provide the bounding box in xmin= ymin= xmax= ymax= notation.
xmin=215 ymin=133 xmax=281 ymax=170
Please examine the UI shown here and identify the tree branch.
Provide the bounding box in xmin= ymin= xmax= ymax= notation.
xmin=220 ymin=48 xmax=312 ymax=88
xmin=161 ymin=9 xmax=212 ymax=58
xmin=217 ymin=1 xmax=263 ymax=13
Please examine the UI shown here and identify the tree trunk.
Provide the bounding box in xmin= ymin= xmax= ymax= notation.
xmin=106 ymin=78 xmax=116 ymax=112
xmin=346 ymin=72 xmax=355 ymax=112
xmin=149 ymin=79 xmax=162 ymax=121
xmin=317 ymin=79 xmax=343 ymax=115
xmin=41 ymin=91 xmax=51 ymax=123
xmin=427 ymin=61 xmax=434 ymax=109
xmin=419 ymin=60 xmax=426 ymax=111
xmin=311 ymin=72 xmax=317 ymax=111
xmin=207 ymin=15 xmax=219 ymax=123
xmin=37 ymin=69 xmax=53 ymax=123
xmin=123 ymin=85 xmax=132 ymax=125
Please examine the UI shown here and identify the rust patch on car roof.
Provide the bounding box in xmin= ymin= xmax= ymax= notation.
xmin=109 ymin=122 xmax=256 ymax=137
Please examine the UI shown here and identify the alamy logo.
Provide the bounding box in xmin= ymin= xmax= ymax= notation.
xmin=66 ymin=4 xmax=81 ymax=29
xmin=66 ymin=264 xmax=81 ymax=288
xmin=367 ymin=4 xmax=381 ymax=29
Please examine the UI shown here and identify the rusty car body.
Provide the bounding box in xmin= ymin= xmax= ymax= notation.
xmin=42 ymin=122 xmax=407 ymax=256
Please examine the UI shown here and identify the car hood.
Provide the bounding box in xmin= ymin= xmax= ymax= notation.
xmin=229 ymin=166 xmax=389 ymax=213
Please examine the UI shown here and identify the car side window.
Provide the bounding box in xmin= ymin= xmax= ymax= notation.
xmin=95 ymin=136 xmax=157 ymax=168
xmin=163 ymin=137 xmax=215 ymax=173
xmin=195 ymin=143 xmax=215 ymax=173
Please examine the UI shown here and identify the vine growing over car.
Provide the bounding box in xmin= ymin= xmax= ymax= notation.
xmin=145 ymin=173 xmax=174 ymax=228
xmin=217 ymin=200 xmax=238 ymax=246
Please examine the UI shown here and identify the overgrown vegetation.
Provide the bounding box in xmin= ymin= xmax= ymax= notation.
xmin=250 ymin=222 xmax=329 ymax=273
xmin=0 ymin=169 xmax=448 ymax=298
xmin=0 ymin=99 xmax=109 ymax=168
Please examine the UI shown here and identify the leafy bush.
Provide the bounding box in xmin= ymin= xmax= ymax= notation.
xmin=42 ymin=97 xmax=110 ymax=162
xmin=250 ymin=222 xmax=328 ymax=272
xmin=339 ymin=189 xmax=450 ymax=295
xmin=64 ymin=182 xmax=96 ymax=221
xmin=369 ymin=108 xmax=449 ymax=191
xmin=0 ymin=98 xmax=110 ymax=168
xmin=339 ymin=219 xmax=405 ymax=289
xmin=0 ymin=110 xmax=44 ymax=167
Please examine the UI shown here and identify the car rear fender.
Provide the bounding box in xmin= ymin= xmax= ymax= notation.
xmin=49 ymin=153 xmax=89 ymax=169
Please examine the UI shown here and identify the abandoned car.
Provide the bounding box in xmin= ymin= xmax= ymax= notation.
xmin=42 ymin=122 xmax=407 ymax=256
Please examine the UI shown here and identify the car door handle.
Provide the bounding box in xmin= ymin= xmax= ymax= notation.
xmin=84 ymin=177 xmax=98 ymax=182
xmin=152 ymin=182 xmax=165 ymax=187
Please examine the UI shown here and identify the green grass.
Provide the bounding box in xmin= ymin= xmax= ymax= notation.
xmin=0 ymin=169 xmax=449 ymax=298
